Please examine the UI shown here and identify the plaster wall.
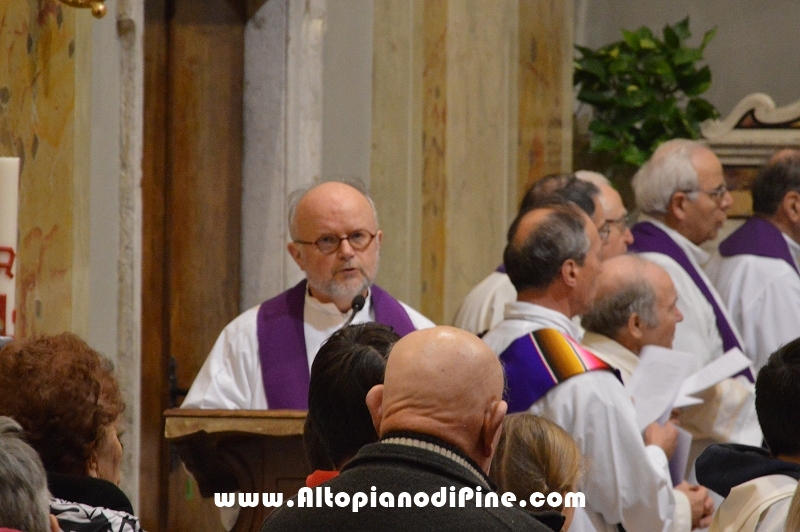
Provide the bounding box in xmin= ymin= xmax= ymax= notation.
xmin=575 ymin=0 xmax=800 ymax=116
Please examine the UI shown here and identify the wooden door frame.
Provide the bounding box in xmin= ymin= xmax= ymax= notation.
xmin=140 ymin=0 xmax=267 ymax=529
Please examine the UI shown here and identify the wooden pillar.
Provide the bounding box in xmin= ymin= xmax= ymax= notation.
xmin=371 ymin=0 xmax=573 ymax=324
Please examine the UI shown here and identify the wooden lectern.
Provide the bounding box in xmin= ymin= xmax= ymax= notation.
xmin=164 ymin=409 xmax=312 ymax=532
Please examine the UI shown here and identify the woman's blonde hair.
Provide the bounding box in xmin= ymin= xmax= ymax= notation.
xmin=490 ymin=413 xmax=582 ymax=512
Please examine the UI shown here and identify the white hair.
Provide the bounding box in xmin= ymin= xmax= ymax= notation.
xmin=575 ymin=170 xmax=612 ymax=212
xmin=575 ymin=170 xmax=610 ymax=187
xmin=632 ymin=139 xmax=705 ymax=215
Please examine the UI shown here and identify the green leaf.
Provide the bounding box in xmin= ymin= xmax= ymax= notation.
xmin=673 ymin=17 xmax=691 ymax=40
xmin=589 ymin=132 xmax=619 ymax=154
xmin=576 ymin=57 xmax=608 ymax=83
xmin=621 ymin=29 xmax=640 ymax=51
xmin=621 ymin=144 xmax=648 ymax=166
xmin=672 ymin=47 xmax=703 ymax=65
xmin=700 ymin=27 xmax=717 ymax=51
xmin=574 ymin=45 xmax=596 ymax=58
xmin=640 ymin=38 xmax=658 ymax=50
xmin=577 ymin=89 xmax=614 ymax=106
xmin=679 ymin=66 xmax=712 ymax=96
xmin=663 ymin=25 xmax=680 ymax=49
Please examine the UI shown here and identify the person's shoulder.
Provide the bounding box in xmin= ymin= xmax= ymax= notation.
xmin=51 ymin=498 xmax=142 ymax=532
xmin=398 ymin=301 xmax=436 ymax=328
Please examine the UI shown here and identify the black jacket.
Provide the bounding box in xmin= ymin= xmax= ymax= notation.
xmin=47 ymin=471 xmax=134 ymax=515
xmin=696 ymin=443 xmax=800 ymax=497
xmin=261 ymin=432 xmax=554 ymax=531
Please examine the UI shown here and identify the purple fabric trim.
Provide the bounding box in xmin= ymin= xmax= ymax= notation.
xmin=499 ymin=329 xmax=616 ymax=413
xmin=719 ymin=216 xmax=800 ymax=275
xmin=257 ymin=280 xmax=309 ymax=409
xmin=370 ymin=284 xmax=417 ymax=337
xmin=257 ymin=281 xmax=418 ymax=409
xmin=500 ymin=335 xmax=559 ymax=413
xmin=630 ymin=222 xmax=753 ymax=381
xmin=495 ymin=264 xmax=506 ymax=274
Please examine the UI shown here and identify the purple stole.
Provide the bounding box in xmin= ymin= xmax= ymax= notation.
xmin=719 ymin=216 xmax=800 ymax=275
xmin=630 ymin=222 xmax=744 ymax=356
xmin=256 ymin=280 xmax=417 ymax=409
xmin=495 ymin=264 xmax=506 ymax=274
xmin=499 ymin=328 xmax=616 ymax=413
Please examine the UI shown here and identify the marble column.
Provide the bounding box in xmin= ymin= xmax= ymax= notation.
xmin=371 ymin=0 xmax=574 ymax=324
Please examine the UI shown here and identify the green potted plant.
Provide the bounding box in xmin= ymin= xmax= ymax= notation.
xmin=574 ymin=17 xmax=719 ymax=190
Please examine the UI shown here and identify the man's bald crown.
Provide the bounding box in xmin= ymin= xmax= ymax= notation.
xmin=287 ymin=180 xmax=378 ymax=239
xmin=374 ymin=327 xmax=505 ymax=457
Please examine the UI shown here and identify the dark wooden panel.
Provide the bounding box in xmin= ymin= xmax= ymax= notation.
xmin=167 ymin=0 xmax=243 ymax=391
xmin=142 ymin=0 xmax=244 ymax=529
xmin=140 ymin=0 xmax=170 ymax=528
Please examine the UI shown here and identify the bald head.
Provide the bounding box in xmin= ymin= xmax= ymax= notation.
xmin=583 ymin=255 xmax=681 ymax=354
xmin=286 ymin=180 xmax=383 ymax=312
xmin=365 ymin=326 xmax=507 ymax=473
xmin=289 ymin=181 xmax=377 ymax=239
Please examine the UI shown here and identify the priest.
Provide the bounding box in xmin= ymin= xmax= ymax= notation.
xmin=706 ymin=150 xmax=800 ymax=374
xmin=182 ymin=180 xmax=434 ymax=410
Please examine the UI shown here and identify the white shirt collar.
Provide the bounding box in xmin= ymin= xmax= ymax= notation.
xmin=641 ymin=215 xmax=710 ymax=266
xmin=304 ymin=286 xmax=373 ymax=319
xmin=503 ymin=300 xmax=583 ymax=340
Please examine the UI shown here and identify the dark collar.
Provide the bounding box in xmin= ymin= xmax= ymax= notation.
xmin=375 ymin=431 xmax=493 ymax=487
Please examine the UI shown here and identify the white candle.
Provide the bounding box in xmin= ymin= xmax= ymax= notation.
xmin=0 ymin=157 xmax=20 ymax=337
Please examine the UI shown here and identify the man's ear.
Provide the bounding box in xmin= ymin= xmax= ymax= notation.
xmin=561 ymin=259 xmax=579 ymax=288
xmin=480 ymin=399 xmax=508 ymax=460
xmin=628 ymin=312 xmax=644 ymax=340
xmin=365 ymin=384 xmax=385 ymax=434
xmin=287 ymin=242 xmax=306 ymax=271
xmin=668 ymin=192 xmax=688 ymax=222
xmin=374 ymin=229 xmax=383 ymax=249
xmin=782 ymin=190 xmax=800 ymax=223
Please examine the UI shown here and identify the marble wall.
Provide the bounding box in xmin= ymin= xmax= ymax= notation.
xmin=0 ymin=0 xmax=143 ymax=509
xmin=0 ymin=1 xmax=89 ymax=337
xmin=372 ymin=0 xmax=574 ymax=323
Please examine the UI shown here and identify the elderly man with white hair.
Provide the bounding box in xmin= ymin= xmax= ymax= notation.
xmin=628 ymin=139 xmax=761 ymax=450
xmin=629 ymin=139 xmax=741 ymax=368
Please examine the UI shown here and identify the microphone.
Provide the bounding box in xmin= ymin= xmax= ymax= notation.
xmin=343 ymin=294 xmax=366 ymax=328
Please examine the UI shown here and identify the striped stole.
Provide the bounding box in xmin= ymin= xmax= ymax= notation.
xmin=499 ymin=328 xmax=616 ymax=413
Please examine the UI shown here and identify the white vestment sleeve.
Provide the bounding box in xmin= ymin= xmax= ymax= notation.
xmin=530 ymin=372 xmax=676 ymax=532
xmin=670 ymin=489 xmax=692 ymax=532
xmin=181 ymin=306 xmax=267 ymax=410
xmin=737 ymin=267 xmax=800 ymax=373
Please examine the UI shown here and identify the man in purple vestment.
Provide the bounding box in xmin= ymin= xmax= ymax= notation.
xmin=629 ymin=139 xmax=739 ymax=367
xmin=182 ymin=180 xmax=434 ymax=410
xmin=707 ymin=150 xmax=800 ymax=373
xmin=629 ymin=139 xmax=763 ymax=468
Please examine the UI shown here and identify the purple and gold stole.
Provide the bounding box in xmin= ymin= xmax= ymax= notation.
xmin=499 ymin=328 xmax=616 ymax=413
xmin=256 ymin=280 xmax=416 ymax=409
xmin=719 ymin=216 xmax=800 ymax=275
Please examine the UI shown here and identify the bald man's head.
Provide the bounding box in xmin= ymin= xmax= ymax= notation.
xmin=365 ymin=326 xmax=508 ymax=473
xmin=286 ymin=180 xmax=383 ymax=312
xmin=583 ymin=255 xmax=682 ymax=354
